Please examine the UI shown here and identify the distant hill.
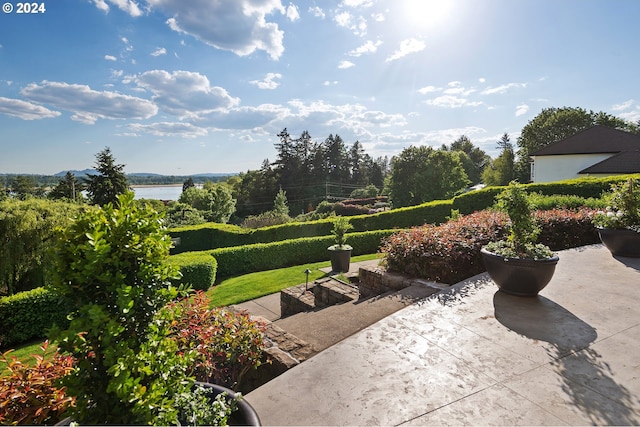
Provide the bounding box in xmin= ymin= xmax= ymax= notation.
xmin=53 ymin=170 xmax=235 ymax=178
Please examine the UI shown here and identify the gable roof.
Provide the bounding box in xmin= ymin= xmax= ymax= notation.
xmin=579 ymin=150 xmax=640 ymax=174
xmin=530 ymin=125 xmax=640 ymax=156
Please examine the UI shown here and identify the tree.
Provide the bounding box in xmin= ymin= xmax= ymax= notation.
xmin=482 ymin=133 xmax=515 ymax=186
xmin=179 ymin=182 xmax=236 ymax=223
xmin=49 ymin=171 xmax=84 ymax=201
xmin=443 ymin=136 xmax=490 ymax=185
xmin=182 ymin=177 xmax=195 ymax=192
xmin=84 ymin=147 xmax=129 ymax=206
xmin=9 ymin=175 xmax=38 ymax=200
xmin=515 ymin=107 xmax=636 ymax=181
xmin=273 ymin=187 xmax=289 ymax=216
xmin=387 ymin=146 xmax=470 ymax=207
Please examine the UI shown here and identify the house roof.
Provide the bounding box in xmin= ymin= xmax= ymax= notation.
xmin=579 ymin=150 xmax=640 ymax=174
xmin=530 ymin=125 xmax=640 ymax=156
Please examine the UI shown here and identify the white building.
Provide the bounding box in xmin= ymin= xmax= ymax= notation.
xmin=530 ymin=125 xmax=640 ymax=183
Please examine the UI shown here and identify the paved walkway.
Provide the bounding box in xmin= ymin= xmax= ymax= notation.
xmin=246 ymin=245 xmax=640 ymax=426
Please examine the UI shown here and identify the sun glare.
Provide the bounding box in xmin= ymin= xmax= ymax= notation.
xmin=401 ymin=0 xmax=453 ymax=31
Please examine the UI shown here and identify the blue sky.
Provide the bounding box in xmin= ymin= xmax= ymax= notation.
xmin=1 ymin=0 xmax=639 ymax=175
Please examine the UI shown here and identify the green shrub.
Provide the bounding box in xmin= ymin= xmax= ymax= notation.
xmin=210 ymin=230 xmax=396 ymax=279
xmin=166 ymin=252 xmax=217 ymax=291
xmin=381 ymin=208 xmax=599 ymax=284
xmin=527 ymin=193 xmax=606 ymax=210
xmin=0 ymin=287 xmax=68 ymax=348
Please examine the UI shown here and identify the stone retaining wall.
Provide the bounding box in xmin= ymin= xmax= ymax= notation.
xmin=358 ymin=265 xmax=448 ymax=298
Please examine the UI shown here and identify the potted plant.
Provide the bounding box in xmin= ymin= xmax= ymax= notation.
xmin=481 ymin=182 xmax=559 ymax=296
xmin=593 ymin=177 xmax=640 ymax=257
xmin=48 ymin=192 xmax=260 ymax=426
xmin=328 ymin=216 xmax=353 ymax=273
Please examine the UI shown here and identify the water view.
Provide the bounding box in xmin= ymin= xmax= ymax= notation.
xmin=132 ymin=185 xmax=202 ymax=201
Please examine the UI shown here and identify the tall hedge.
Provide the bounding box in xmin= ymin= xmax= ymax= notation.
xmin=0 ymin=287 xmax=68 ymax=348
xmin=166 ymin=252 xmax=217 ymax=291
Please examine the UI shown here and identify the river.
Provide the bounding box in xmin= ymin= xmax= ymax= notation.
xmin=132 ymin=185 xmax=202 ymax=201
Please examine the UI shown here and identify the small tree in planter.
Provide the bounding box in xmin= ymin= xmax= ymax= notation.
xmin=328 ymin=216 xmax=353 ymax=273
xmin=481 ymin=182 xmax=558 ymax=296
xmin=593 ymin=177 xmax=640 ymax=257
xmin=48 ymin=192 xmax=246 ymax=425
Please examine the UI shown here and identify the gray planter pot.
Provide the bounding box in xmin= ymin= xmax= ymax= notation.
xmin=598 ymin=227 xmax=640 ymax=258
xmin=328 ymin=246 xmax=352 ymax=273
xmin=481 ymin=248 xmax=559 ymax=297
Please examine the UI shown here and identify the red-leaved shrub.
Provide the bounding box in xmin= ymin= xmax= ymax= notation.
xmin=0 ymin=341 xmax=75 ymax=425
xmin=168 ymin=291 xmax=266 ymax=390
xmin=380 ymin=208 xmax=599 ymax=284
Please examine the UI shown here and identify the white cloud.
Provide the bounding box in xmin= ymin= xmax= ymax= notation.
xmin=127 ymin=121 xmax=208 ymax=138
xmin=147 ymin=0 xmax=286 ymax=60
xmin=134 ymin=69 xmax=240 ymax=117
xmin=0 ymin=97 xmax=61 ymax=120
xmin=286 ymin=3 xmax=300 ymax=21
xmin=309 ymin=6 xmax=325 ymax=19
xmin=347 ymin=40 xmax=382 ymax=57
xmin=250 ymin=73 xmax=282 ymax=90
xmin=341 ymin=0 xmax=374 ymax=7
xmin=515 ymin=104 xmax=529 ymax=117
xmin=425 ymin=95 xmax=482 ymax=109
xmin=150 ymin=47 xmax=167 ymax=56
xmin=418 ymin=85 xmax=440 ymax=94
xmin=323 ymin=81 xmax=338 ymax=86
xmin=481 ymin=82 xmax=526 ymax=95
xmin=371 ymin=12 xmax=384 ymax=22
xmin=104 ymin=55 xmax=117 ymax=61
xmin=20 ymin=81 xmax=157 ymax=124
xmin=338 ymin=60 xmax=355 ymax=69
xmin=443 ymin=81 xmax=475 ymax=96
xmin=90 ymin=0 xmax=143 ymax=17
xmin=478 ymin=77 xmax=486 ymax=83
xmin=385 ymin=38 xmax=426 ymax=62
xmin=612 ymin=99 xmax=635 ymax=111
xmin=333 ymin=10 xmax=367 ymax=36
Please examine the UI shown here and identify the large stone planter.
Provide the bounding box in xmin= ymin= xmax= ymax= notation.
xmin=481 ymin=248 xmax=559 ymax=297
xmin=598 ymin=227 xmax=640 ymax=258
xmin=328 ymin=245 xmax=352 ymax=273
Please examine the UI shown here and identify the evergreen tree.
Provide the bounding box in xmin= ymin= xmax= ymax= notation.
xmin=49 ymin=171 xmax=84 ymax=201
xmin=84 ymin=147 xmax=129 ymax=206
xmin=182 ymin=177 xmax=195 ymax=192
xmin=273 ymin=187 xmax=289 ymax=216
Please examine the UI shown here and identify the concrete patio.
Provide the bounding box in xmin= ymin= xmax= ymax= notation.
xmin=246 ymin=244 xmax=640 ymax=425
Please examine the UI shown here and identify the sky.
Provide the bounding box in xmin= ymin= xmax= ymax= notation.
xmin=1 ymin=0 xmax=639 ymax=176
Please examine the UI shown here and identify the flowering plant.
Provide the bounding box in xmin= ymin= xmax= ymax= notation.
xmin=593 ymin=178 xmax=640 ymax=233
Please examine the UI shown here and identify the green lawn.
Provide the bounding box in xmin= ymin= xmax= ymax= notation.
xmin=3 ymin=253 xmax=382 ymax=370
xmin=207 ymin=253 xmax=381 ymax=307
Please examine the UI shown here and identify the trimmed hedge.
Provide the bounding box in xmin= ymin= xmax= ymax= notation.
xmin=0 ymin=287 xmax=69 ymax=349
xmin=205 ymin=229 xmax=395 ymax=279
xmin=166 ymin=252 xmax=218 ymax=291
xmin=169 ymin=175 xmax=640 ymax=254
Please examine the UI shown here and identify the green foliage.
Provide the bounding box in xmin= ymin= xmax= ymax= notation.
xmin=495 ymin=181 xmax=542 ymax=254
xmin=241 ymin=210 xmax=292 ymax=228
xmin=482 ymin=148 xmax=515 ymax=186
xmin=593 ymin=178 xmax=640 ymax=231
xmin=179 ymin=183 xmax=236 ymax=223
xmin=48 ymin=191 xmax=193 ymax=425
xmin=330 ymin=216 xmax=353 ymax=248
xmin=381 ymin=208 xmax=598 ymax=283
xmin=0 ymin=341 xmax=75 ymax=425
xmin=387 ymin=146 xmax=470 ymax=207
xmin=210 ymin=230 xmax=396 ymax=279
xmin=527 ymin=193 xmax=605 ymax=211
xmin=442 ymin=135 xmax=491 ymax=185
xmin=168 ymin=292 xmax=265 ymax=390
xmin=0 ymin=287 xmax=68 ymax=348
xmin=273 ymin=187 xmax=290 ymax=216
xmin=48 ymin=171 xmax=85 ymax=202
xmin=84 ymin=147 xmax=129 ymax=206
xmin=165 ymin=201 xmax=207 ymax=228
xmin=166 ymin=252 xmax=217 ymax=291
xmin=0 ymin=198 xmax=85 ymax=296
xmin=350 ymin=184 xmax=379 ymax=198
xmin=8 ymin=175 xmax=40 ymax=200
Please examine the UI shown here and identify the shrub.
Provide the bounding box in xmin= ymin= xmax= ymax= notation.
xmin=167 ymin=291 xmax=265 ymax=390
xmin=528 ymin=193 xmax=605 ymax=211
xmin=0 ymin=341 xmax=75 ymax=425
xmin=381 ymin=208 xmax=599 ymax=284
xmin=0 ymin=287 xmax=68 ymax=348
xmin=166 ymin=252 xmax=217 ymax=291
xmin=241 ymin=210 xmax=291 ymax=228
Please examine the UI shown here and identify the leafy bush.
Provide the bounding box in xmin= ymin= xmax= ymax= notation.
xmin=528 ymin=193 xmax=605 ymax=211
xmin=168 ymin=292 xmax=265 ymax=390
xmin=166 ymin=252 xmax=217 ymax=291
xmin=48 ymin=192 xmax=194 ymax=425
xmin=0 ymin=341 xmax=75 ymax=425
xmin=381 ymin=208 xmax=598 ymax=284
xmin=241 ymin=210 xmax=291 ymax=228
xmin=0 ymin=287 xmax=68 ymax=348
xmin=593 ymin=178 xmax=640 ymax=231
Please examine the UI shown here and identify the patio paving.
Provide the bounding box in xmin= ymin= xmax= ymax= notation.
xmin=246 ymin=244 xmax=640 ymax=426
